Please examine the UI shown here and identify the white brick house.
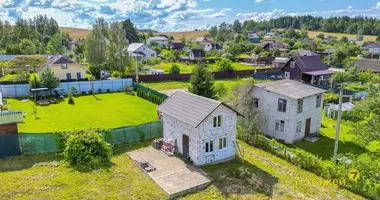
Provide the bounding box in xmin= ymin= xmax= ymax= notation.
xmin=251 ymin=79 xmax=326 ymax=144
xmin=157 ymin=91 xmax=242 ymax=166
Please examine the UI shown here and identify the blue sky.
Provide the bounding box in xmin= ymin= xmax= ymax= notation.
xmin=0 ymin=0 xmax=380 ymax=31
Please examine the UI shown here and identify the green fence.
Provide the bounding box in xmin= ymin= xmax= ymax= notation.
xmin=133 ymin=82 xmax=168 ymax=99
xmin=17 ymin=121 xmax=163 ymax=155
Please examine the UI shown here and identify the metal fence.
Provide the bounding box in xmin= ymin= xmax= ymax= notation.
xmin=0 ymin=121 xmax=163 ymax=157
xmin=0 ymin=78 xmax=133 ymax=97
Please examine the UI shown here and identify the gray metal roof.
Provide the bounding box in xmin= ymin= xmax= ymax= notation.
xmin=127 ymin=43 xmax=145 ymax=52
xmin=254 ymin=79 xmax=326 ymax=100
xmin=0 ymin=111 xmax=24 ymax=125
xmin=157 ymin=91 xmax=240 ymax=128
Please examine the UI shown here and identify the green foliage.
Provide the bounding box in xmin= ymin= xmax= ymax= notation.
xmin=19 ymin=39 xmax=36 ymax=55
xmin=189 ymin=64 xmax=216 ymax=99
xmin=136 ymin=88 xmax=165 ymax=105
xmin=107 ymin=21 xmax=129 ymax=73
xmin=14 ymin=72 xmax=30 ymax=82
xmin=29 ymin=74 xmax=41 ymax=89
xmin=106 ymin=89 xmax=111 ymax=93
xmin=68 ymin=91 xmax=75 ymax=105
xmin=98 ymin=88 xmax=102 ymax=93
xmin=146 ymin=57 xmax=162 ymax=66
xmin=169 ymin=63 xmax=181 ymax=74
xmin=377 ymin=35 xmax=380 ymax=42
xmin=214 ymin=83 xmax=227 ymax=100
xmin=40 ymin=68 xmax=60 ymax=90
xmin=46 ymin=33 xmax=65 ymax=54
xmin=215 ymin=57 xmax=235 ymax=72
xmin=86 ymin=24 xmax=107 ymax=77
xmin=111 ymin=71 xmax=122 ymax=78
xmin=60 ymin=129 xmax=112 ymax=172
xmin=122 ymin=19 xmax=140 ymax=43
xmin=324 ymin=91 xmax=339 ymax=104
xmin=6 ymin=55 xmax=47 ymax=69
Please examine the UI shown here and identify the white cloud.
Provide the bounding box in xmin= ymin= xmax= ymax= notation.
xmin=211 ymin=8 xmax=231 ymax=18
xmin=255 ymin=0 xmax=269 ymax=3
xmin=376 ymin=2 xmax=380 ymax=9
xmin=237 ymin=9 xmax=288 ymax=21
xmin=347 ymin=6 xmax=353 ymax=10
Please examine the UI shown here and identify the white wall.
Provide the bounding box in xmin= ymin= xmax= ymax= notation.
xmin=162 ymin=105 xmax=237 ymax=166
xmin=204 ymin=43 xmax=213 ymax=52
xmin=251 ymin=87 xmax=323 ymax=144
xmin=0 ymin=78 xmax=133 ymax=97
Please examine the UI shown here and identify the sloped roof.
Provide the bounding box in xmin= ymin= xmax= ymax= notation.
xmin=38 ymin=55 xmax=84 ymax=72
xmin=283 ymin=55 xmax=329 ymax=72
xmin=254 ymin=79 xmax=326 ymax=100
xmin=298 ymin=50 xmax=318 ymax=56
xmin=322 ymin=48 xmax=336 ymax=54
xmin=0 ymin=111 xmax=24 ymax=125
xmin=355 ymin=59 xmax=380 ymax=72
xmin=170 ymin=41 xmax=184 ymax=49
xmin=157 ymin=91 xmax=241 ymax=128
xmin=193 ymin=37 xmax=205 ymax=42
xmin=190 ymin=49 xmax=205 ymax=58
xmin=127 ymin=43 xmax=145 ymax=52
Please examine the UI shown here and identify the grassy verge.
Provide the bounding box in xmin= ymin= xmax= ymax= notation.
xmin=7 ymin=92 xmax=158 ymax=133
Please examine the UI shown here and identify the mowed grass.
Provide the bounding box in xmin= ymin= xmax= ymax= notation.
xmin=148 ymin=62 xmax=269 ymax=74
xmin=0 ymin=140 xmax=364 ymax=200
xmin=7 ymin=93 xmax=158 ymax=133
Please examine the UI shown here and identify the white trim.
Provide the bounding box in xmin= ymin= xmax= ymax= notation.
xmin=274 ymin=118 xmax=285 ymax=132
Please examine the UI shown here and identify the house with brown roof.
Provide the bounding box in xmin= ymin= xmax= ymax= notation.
xmin=281 ymin=55 xmax=335 ymax=86
xmin=38 ymin=55 xmax=87 ymax=80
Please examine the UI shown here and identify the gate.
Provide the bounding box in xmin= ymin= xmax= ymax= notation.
xmin=0 ymin=134 xmax=21 ymax=158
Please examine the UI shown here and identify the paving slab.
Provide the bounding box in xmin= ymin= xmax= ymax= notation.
xmin=128 ymin=147 xmax=211 ymax=199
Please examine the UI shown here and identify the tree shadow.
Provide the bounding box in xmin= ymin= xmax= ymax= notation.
xmin=295 ymin=136 xmax=367 ymax=160
xmin=192 ymin=159 xmax=278 ymax=198
xmin=112 ymin=140 xmax=152 ymax=156
xmin=0 ymin=153 xmax=61 ymax=172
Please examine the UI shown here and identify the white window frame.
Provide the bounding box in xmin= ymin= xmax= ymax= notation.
xmin=205 ymin=140 xmax=214 ymax=153
xmin=213 ymin=115 xmax=222 ymax=128
xmin=219 ymin=137 xmax=227 ymax=150
xmin=278 ymin=98 xmax=287 ymax=113
xmin=296 ymin=120 xmax=302 ymax=133
xmin=275 ymin=119 xmax=285 ymax=132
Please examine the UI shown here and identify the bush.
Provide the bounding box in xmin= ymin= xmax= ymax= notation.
xmin=68 ymin=92 xmax=75 ymax=105
xmin=81 ymin=91 xmax=86 ymax=95
xmin=62 ymin=129 xmax=112 ymax=172
xmin=215 ymin=57 xmax=235 ymax=72
xmin=111 ymin=71 xmax=122 ymax=78
xmin=145 ymin=57 xmax=162 ymax=66
xmin=106 ymin=89 xmax=111 ymax=93
xmin=88 ymin=90 xmax=93 ymax=95
xmin=215 ymin=83 xmax=227 ymax=100
xmin=169 ymin=64 xmax=181 ymax=74
xmin=98 ymin=88 xmax=102 ymax=93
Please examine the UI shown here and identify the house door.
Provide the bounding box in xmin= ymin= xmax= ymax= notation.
xmin=182 ymin=134 xmax=189 ymax=158
xmin=284 ymin=72 xmax=290 ymax=79
xmin=305 ymin=118 xmax=311 ymax=137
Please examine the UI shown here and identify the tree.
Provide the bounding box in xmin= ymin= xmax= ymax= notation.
xmin=29 ymin=74 xmax=41 ymax=89
xmin=107 ymin=21 xmax=129 ymax=73
xmin=46 ymin=33 xmax=64 ymax=54
xmin=376 ymin=35 xmax=380 ymax=42
xmin=40 ymin=68 xmax=60 ymax=92
xmin=86 ymin=25 xmax=107 ymax=76
xmin=122 ymin=19 xmax=139 ymax=43
xmin=95 ymin=18 xmax=109 ymax=39
xmin=188 ymin=64 xmax=216 ymax=99
xmin=233 ymin=20 xmax=242 ymax=33
xmin=316 ymin=33 xmax=325 ymax=40
xmin=169 ymin=64 xmax=180 ymax=74
xmin=6 ymin=44 xmax=22 ymax=54
xmin=19 ymin=39 xmax=36 ymax=54
xmin=209 ymin=26 xmax=218 ymax=38
xmin=216 ymin=57 xmax=235 ymax=72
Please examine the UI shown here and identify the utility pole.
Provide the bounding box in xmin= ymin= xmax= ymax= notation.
xmin=333 ymin=83 xmax=344 ymax=158
xmin=135 ymin=54 xmax=139 ymax=83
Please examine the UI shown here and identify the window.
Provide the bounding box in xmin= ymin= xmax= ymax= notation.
xmin=205 ymin=141 xmax=214 ymax=153
xmin=290 ymin=61 xmax=296 ymax=68
xmin=219 ymin=137 xmax=227 ymax=149
xmin=275 ymin=119 xmax=285 ymax=132
xmin=316 ymin=94 xmax=321 ymax=108
xmin=61 ymin=64 xmax=68 ymax=69
xmin=253 ymin=98 xmax=259 ymax=108
xmin=66 ymin=73 xmax=71 ymax=80
xmin=297 ymin=99 xmax=303 ymax=113
xmin=277 ymin=99 xmax=287 ymax=113
xmin=76 ymin=72 xmax=81 ymax=79
xmin=213 ymin=115 xmax=222 ymax=127
xmin=296 ymin=121 xmax=302 ymax=133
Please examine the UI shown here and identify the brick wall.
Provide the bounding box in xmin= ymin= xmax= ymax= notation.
xmin=0 ymin=124 xmax=18 ymax=136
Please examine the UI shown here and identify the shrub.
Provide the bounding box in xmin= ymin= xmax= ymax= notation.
xmin=215 ymin=57 xmax=235 ymax=72
xmin=124 ymin=86 xmax=134 ymax=95
xmin=145 ymin=57 xmax=162 ymax=66
xmin=68 ymin=92 xmax=75 ymax=105
xmin=81 ymin=91 xmax=86 ymax=95
xmin=215 ymin=83 xmax=227 ymax=100
xmin=169 ymin=64 xmax=181 ymax=74
xmin=62 ymin=129 xmax=112 ymax=171
xmin=106 ymin=89 xmax=111 ymax=93
xmin=111 ymin=71 xmax=122 ymax=78
xmin=88 ymin=90 xmax=93 ymax=95
xmin=98 ymin=88 xmax=102 ymax=93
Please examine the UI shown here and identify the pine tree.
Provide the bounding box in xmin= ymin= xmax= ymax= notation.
xmin=189 ymin=64 xmax=216 ymax=99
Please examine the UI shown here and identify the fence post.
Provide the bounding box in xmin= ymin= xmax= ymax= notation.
xmin=123 ymin=126 xmax=126 ymax=144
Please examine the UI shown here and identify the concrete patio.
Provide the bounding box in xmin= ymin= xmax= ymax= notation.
xmin=128 ymin=147 xmax=211 ymax=199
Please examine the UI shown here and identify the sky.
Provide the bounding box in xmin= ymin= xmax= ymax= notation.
xmin=0 ymin=0 xmax=380 ymax=32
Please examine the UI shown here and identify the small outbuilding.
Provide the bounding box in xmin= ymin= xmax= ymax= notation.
xmin=325 ymin=102 xmax=355 ymax=119
xmin=157 ymin=91 xmax=241 ymax=166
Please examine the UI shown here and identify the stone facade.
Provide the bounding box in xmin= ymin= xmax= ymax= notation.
xmin=251 ymin=87 xmax=324 ymax=144
xmin=162 ymin=105 xmax=237 ymax=166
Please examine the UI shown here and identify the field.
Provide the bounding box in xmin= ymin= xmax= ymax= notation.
xmin=148 ymin=62 xmax=270 ymax=74
xmin=7 ymin=93 xmax=158 ymax=133
xmin=153 ymin=31 xmax=208 ymax=40
xmin=0 ymin=140 xmax=364 ymax=200
xmin=59 ymin=27 xmax=91 ymax=40
xmin=307 ymin=30 xmax=377 ymax=42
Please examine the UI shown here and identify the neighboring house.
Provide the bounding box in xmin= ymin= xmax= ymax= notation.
xmin=251 ymin=79 xmax=326 ymax=144
xmin=248 ymin=34 xmax=261 ymax=43
xmin=157 ymin=91 xmax=241 ymax=166
xmin=146 ymin=36 xmax=169 ymax=47
xmin=272 ymin=57 xmax=289 ymax=68
xmin=362 ymin=41 xmax=380 ymax=55
xmin=320 ymin=48 xmax=336 ymax=58
xmin=67 ymin=40 xmax=85 ymax=51
xmin=281 ymin=55 xmax=336 ymax=86
xmin=257 ymin=41 xmax=284 ymax=52
xmin=192 ymin=37 xmax=214 ymax=43
xmin=38 ymin=55 xmax=87 ymax=80
xmin=264 ymin=32 xmax=280 ymax=39
xmin=189 ymin=49 xmax=206 ymax=60
xmin=148 ymin=69 xmax=164 ymax=75
xmin=298 ymin=50 xmax=319 ymax=57
xmin=127 ymin=43 xmax=157 ymax=60
xmin=170 ymin=41 xmax=184 ymax=50
xmin=355 ymin=59 xmax=380 ymax=72
xmin=198 ymin=42 xmax=213 ymax=52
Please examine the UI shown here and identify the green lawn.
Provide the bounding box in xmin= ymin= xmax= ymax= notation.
xmin=7 ymin=93 xmax=158 ymax=133
xmin=147 ymin=62 xmax=271 ymax=74
xmin=295 ymin=116 xmax=379 ymax=160
xmin=0 ymin=140 xmax=364 ymax=200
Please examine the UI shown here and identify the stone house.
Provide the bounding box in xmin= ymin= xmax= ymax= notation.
xmin=157 ymin=91 xmax=242 ymax=166
xmin=251 ymin=79 xmax=326 ymax=144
